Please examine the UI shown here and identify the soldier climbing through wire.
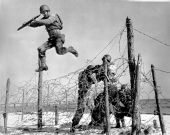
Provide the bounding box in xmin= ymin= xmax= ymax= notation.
xmin=88 ymin=55 xmax=119 ymax=132
xmin=70 ymin=65 xmax=97 ymax=132
xmin=27 ymin=5 xmax=78 ymax=72
xmin=70 ymin=54 xmax=117 ymax=132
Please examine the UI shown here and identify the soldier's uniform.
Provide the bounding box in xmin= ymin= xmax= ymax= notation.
xmin=71 ymin=54 xmax=115 ymax=132
xmin=71 ymin=65 xmax=95 ymax=131
xmin=29 ymin=5 xmax=78 ymax=71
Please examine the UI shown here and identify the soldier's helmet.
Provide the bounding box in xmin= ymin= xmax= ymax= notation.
xmin=40 ymin=5 xmax=50 ymax=13
xmin=102 ymin=54 xmax=111 ymax=63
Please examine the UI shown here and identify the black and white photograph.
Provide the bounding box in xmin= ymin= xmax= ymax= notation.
xmin=0 ymin=0 xmax=170 ymax=134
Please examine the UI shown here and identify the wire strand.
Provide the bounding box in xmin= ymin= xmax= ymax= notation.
xmin=134 ymin=28 xmax=170 ymax=47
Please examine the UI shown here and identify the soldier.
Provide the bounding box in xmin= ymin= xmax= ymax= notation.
xmin=92 ymin=54 xmax=117 ymax=83
xmin=70 ymin=54 xmax=116 ymax=132
xmin=70 ymin=65 xmax=96 ymax=132
xmin=89 ymin=55 xmax=118 ymax=129
xmin=29 ymin=5 xmax=78 ymax=72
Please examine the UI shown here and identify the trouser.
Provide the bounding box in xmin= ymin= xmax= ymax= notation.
xmin=71 ymin=88 xmax=88 ymax=128
xmin=38 ymin=34 xmax=67 ymax=66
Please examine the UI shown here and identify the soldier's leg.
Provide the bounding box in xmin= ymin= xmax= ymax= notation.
xmin=36 ymin=41 xmax=52 ymax=72
xmin=121 ymin=117 xmax=126 ymax=127
xmin=71 ymin=90 xmax=86 ymax=132
xmin=55 ymin=34 xmax=78 ymax=57
xmin=115 ymin=113 xmax=121 ymax=128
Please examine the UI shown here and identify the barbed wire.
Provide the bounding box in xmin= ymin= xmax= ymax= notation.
xmin=134 ymin=28 xmax=170 ymax=47
xmin=155 ymin=68 xmax=170 ymax=74
xmin=0 ymin=24 xmax=170 ymax=134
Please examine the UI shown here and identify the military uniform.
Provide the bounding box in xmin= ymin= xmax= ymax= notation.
xmin=71 ymin=55 xmax=115 ymax=132
xmin=71 ymin=66 xmax=95 ymax=131
xmin=30 ymin=12 xmax=78 ymax=71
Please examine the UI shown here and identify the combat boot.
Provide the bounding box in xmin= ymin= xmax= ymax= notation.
xmin=68 ymin=46 xmax=78 ymax=57
xmin=35 ymin=64 xmax=48 ymax=72
xmin=70 ymin=127 xmax=75 ymax=133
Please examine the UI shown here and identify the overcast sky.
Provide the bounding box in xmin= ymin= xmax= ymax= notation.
xmin=0 ymin=0 xmax=170 ymax=99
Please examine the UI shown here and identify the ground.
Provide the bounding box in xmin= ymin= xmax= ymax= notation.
xmin=0 ymin=111 xmax=169 ymax=135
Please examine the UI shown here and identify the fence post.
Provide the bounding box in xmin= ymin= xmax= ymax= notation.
xmin=21 ymin=88 xmax=25 ymax=120
xmin=37 ymin=58 xmax=43 ymax=129
xmin=131 ymin=54 xmax=141 ymax=135
xmin=55 ymin=105 xmax=58 ymax=125
xmin=47 ymin=84 xmax=50 ymax=105
xmin=126 ymin=17 xmax=136 ymax=91
xmin=3 ymin=78 xmax=10 ymax=134
xmin=103 ymin=57 xmax=110 ymax=135
xmin=151 ymin=64 xmax=166 ymax=135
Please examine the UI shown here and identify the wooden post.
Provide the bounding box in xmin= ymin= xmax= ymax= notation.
xmin=3 ymin=78 xmax=10 ymax=134
xmin=151 ymin=64 xmax=166 ymax=135
xmin=55 ymin=105 xmax=58 ymax=125
xmin=65 ymin=89 xmax=68 ymax=112
xmin=37 ymin=58 xmax=43 ymax=129
xmin=103 ymin=58 xmax=110 ymax=135
xmin=126 ymin=17 xmax=136 ymax=91
xmin=21 ymin=89 xmax=25 ymax=120
xmin=131 ymin=54 xmax=141 ymax=135
xmin=47 ymin=84 xmax=49 ymax=105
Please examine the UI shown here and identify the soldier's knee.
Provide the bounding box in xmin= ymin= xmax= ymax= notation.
xmin=37 ymin=47 xmax=43 ymax=53
xmin=56 ymin=48 xmax=63 ymax=55
xmin=60 ymin=34 xmax=65 ymax=43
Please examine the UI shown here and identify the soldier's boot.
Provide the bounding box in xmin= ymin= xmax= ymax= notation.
xmin=35 ymin=57 xmax=48 ymax=72
xmin=115 ymin=118 xmax=121 ymax=128
xmin=68 ymin=46 xmax=78 ymax=57
xmin=70 ymin=127 xmax=75 ymax=133
xmin=35 ymin=64 xmax=48 ymax=72
xmin=121 ymin=118 xmax=126 ymax=128
xmin=35 ymin=63 xmax=48 ymax=72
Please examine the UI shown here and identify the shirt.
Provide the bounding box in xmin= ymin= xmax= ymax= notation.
xmin=78 ymin=70 xmax=95 ymax=90
xmin=30 ymin=13 xmax=62 ymax=37
xmin=92 ymin=64 xmax=117 ymax=83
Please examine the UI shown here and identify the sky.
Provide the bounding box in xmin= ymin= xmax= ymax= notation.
xmin=0 ymin=0 xmax=170 ymax=100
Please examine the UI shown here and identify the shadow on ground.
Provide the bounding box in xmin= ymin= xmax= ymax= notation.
xmin=0 ymin=123 xmax=107 ymax=135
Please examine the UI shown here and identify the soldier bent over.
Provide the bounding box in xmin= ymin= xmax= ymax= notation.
xmin=29 ymin=5 xmax=78 ymax=72
xmin=70 ymin=65 xmax=96 ymax=132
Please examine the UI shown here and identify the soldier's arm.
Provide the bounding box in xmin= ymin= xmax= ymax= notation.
xmin=33 ymin=15 xmax=56 ymax=25
xmin=91 ymin=73 xmax=97 ymax=84
xmin=92 ymin=65 xmax=100 ymax=74
xmin=29 ymin=20 xmax=43 ymax=27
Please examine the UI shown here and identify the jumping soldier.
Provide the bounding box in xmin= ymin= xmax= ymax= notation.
xmin=70 ymin=65 xmax=96 ymax=132
xmin=29 ymin=5 xmax=78 ymax=72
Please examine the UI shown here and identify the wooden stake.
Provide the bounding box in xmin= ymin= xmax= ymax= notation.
xmin=3 ymin=78 xmax=10 ymax=134
xmin=103 ymin=58 xmax=110 ymax=135
xmin=126 ymin=17 xmax=136 ymax=91
xmin=151 ymin=64 xmax=166 ymax=135
xmin=47 ymin=84 xmax=50 ymax=105
xmin=65 ymin=88 xmax=68 ymax=112
xmin=55 ymin=105 xmax=58 ymax=125
xmin=21 ymin=88 xmax=25 ymax=120
xmin=131 ymin=54 xmax=141 ymax=135
xmin=38 ymin=58 xmax=43 ymax=129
